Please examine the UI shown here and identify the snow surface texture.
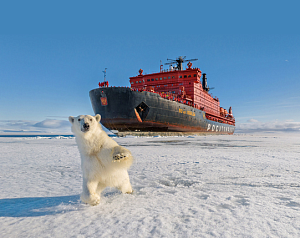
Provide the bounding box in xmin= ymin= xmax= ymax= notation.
xmin=0 ymin=134 xmax=300 ymax=237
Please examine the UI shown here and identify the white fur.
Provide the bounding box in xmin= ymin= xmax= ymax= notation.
xmin=69 ymin=114 xmax=133 ymax=206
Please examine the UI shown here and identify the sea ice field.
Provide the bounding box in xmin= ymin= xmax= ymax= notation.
xmin=0 ymin=133 xmax=300 ymax=237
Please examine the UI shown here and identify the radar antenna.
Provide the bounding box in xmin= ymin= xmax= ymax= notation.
xmin=165 ymin=56 xmax=198 ymax=71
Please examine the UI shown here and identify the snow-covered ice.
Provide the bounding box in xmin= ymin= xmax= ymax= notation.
xmin=0 ymin=134 xmax=300 ymax=237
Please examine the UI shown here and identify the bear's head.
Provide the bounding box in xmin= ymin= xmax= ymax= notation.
xmin=69 ymin=114 xmax=101 ymax=134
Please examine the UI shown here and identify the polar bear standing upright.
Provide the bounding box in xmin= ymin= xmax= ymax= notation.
xmin=69 ymin=114 xmax=133 ymax=206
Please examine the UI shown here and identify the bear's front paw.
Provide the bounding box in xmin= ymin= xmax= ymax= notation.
xmin=113 ymin=153 xmax=128 ymax=162
xmin=112 ymin=146 xmax=132 ymax=162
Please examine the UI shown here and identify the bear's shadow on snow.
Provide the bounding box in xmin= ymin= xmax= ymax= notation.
xmin=0 ymin=195 xmax=81 ymax=217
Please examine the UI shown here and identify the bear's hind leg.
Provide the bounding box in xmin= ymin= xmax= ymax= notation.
xmin=120 ymin=182 xmax=133 ymax=194
xmin=81 ymin=179 xmax=101 ymax=206
xmin=96 ymin=183 xmax=106 ymax=195
xmin=118 ymin=172 xmax=133 ymax=194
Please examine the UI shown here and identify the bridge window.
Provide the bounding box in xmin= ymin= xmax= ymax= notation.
xmin=179 ymin=76 xmax=182 ymax=78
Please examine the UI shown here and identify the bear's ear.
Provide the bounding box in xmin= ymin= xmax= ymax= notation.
xmin=95 ymin=114 xmax=101 ymax=122
xmin=69 ymin=116 xmax=74 ymax=124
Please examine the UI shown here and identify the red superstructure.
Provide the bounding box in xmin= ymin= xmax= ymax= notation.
xmin=129 ymin=57 xmax=235 ymax=126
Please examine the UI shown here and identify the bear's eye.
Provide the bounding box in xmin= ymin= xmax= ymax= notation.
xmin=90 ymin=119 xmax=92 ymax=122
xmin=78 ymin=119 xmax=81 ymax=121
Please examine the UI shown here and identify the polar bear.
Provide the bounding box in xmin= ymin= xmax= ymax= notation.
xmin=69 ymin=114 xmax=133 ymax=206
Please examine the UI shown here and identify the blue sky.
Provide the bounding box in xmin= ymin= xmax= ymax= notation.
xmin=0 ymin=1 xmax=299 ymax=133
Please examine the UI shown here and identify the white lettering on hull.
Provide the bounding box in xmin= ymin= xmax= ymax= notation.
xmin=207 ymin=123 xmax=234 ymax=133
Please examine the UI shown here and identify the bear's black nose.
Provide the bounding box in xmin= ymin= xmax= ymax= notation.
xmin=83 ymin=123 xmax=89 ymax=130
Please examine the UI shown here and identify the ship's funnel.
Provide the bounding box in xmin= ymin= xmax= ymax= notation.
xmin=202 ymin=73 xmax=208 ymax=91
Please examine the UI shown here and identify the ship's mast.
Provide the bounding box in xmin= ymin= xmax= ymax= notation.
xmin=98 ymin=68 xmax=109 ymax=88
xmin=102 ymin=68 xmax=107 ymax=83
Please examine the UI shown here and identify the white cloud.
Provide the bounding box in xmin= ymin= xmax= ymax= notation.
xmin=34 ymin=119 xmax=70 ymax=129
xmin=236 ymin=119 xmax=300 ymax=133
xmin=247 ymin=119 xmax=259 ymax=123
xmin=0 ymin=119 xmax=72 ymax=134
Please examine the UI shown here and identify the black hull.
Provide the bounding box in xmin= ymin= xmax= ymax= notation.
xmin=89 ymin=87 xmax=235 ymax=134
